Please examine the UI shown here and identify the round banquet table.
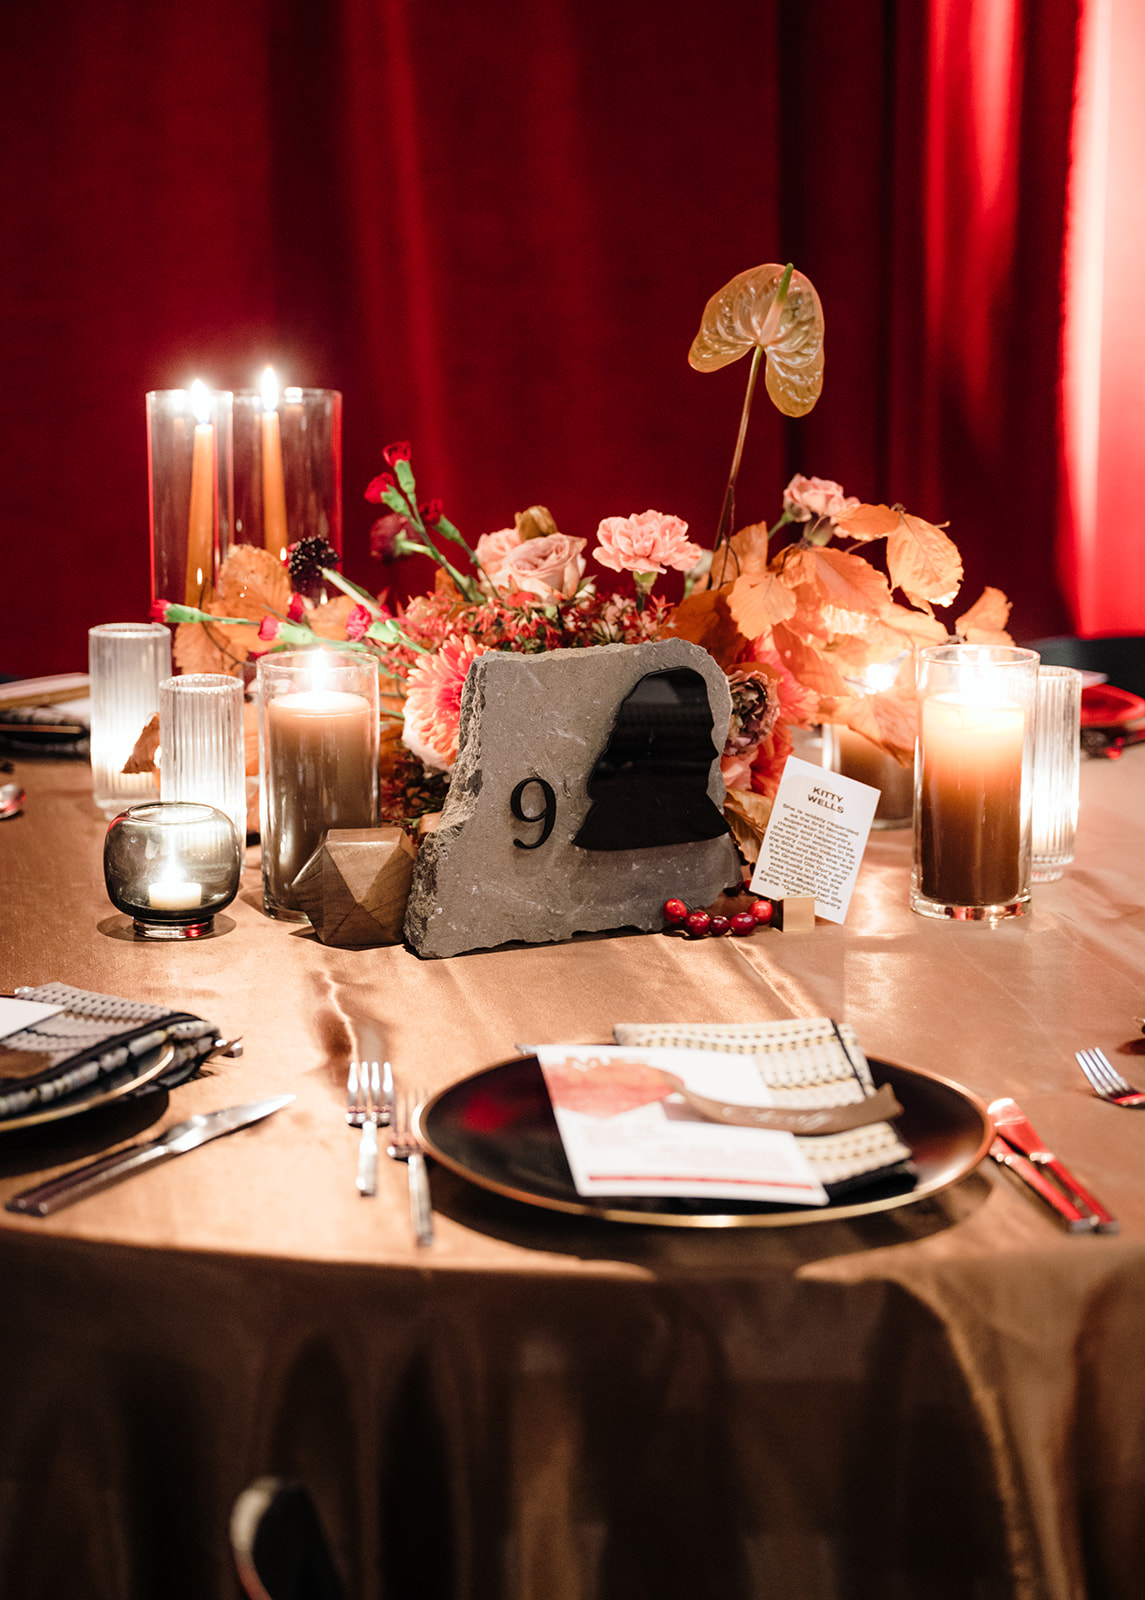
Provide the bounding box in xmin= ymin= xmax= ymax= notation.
xmin=1 ymin=756 xmax=1144 ymax=1600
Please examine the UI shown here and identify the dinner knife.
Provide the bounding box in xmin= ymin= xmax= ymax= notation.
xmin=5 ymin=1094 xmax=295 ymax=1217
xmin=988 ymin=1097 xmax=1119 ymax=1234
xmin=989 ymin=1138 xmax=1095 ymax=1232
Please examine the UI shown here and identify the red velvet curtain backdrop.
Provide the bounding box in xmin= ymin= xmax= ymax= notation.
xmin=0 ymin=0 xmax=1077 ymax=680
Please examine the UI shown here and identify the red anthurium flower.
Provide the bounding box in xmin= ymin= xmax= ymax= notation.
xmin=257 ymin=616 xmax=281 ymax=642
xmin=345 ymin=603 xmax=372 ymax=642
xmin=286 ymin=593 xmax=306 ymax=623
xmin=382 ymin=441 xmax=412 ymax=467
xmin=365 ymin=471 xmax=397 ymax=504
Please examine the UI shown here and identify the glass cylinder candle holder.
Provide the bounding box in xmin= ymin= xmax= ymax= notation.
xmin=159 ymin=674 xmax=247 ymax=845
xmin=1031 ymin=665 xmax=1082 ymax=882
xmin=89 ymin=623 xmax=173 ymax=816
xmin=823 ymin=653 xmax=914 ymax=829
xmin=233 ymin=380 xmax=342 ymax=576
xmin=911 ymin=645 xmax=1040 ymax=922
xmin=147 ymin=385 xmax=234 ymax=609
xmin=103 ymin=802 xmax=242 ymax=939
xmin=257 ymin=650 xmax=379 ymax=920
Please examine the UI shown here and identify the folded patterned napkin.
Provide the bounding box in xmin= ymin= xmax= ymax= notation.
xmin=0 ymin=983 xmax=221 ymax=1121
xmin=613 ymin=1019 xmax=915 ymax=1197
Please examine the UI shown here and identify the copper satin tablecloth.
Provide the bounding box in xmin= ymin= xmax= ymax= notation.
xmin=1 ymin=759 xmax=1143 ymax=1600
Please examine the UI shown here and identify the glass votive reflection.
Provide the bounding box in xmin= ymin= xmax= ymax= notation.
xmin=824 ymin=654 xmax=914 ymax=828
xmin=104 ymin=802 xmax=243 ymax=939
xmin=233 ymin=383 xmax=342 ymax=569
xmin=89 ymin=623 xmax=172 ymax=817
xmin=257 ymin=650 xmax=379 ymax=920
xmin=911 ymin=645 xmax=1040 ymax=922
xmin=159 ymin=674 xmax=247 ymax=844
xmin=1031 ymin=665 xmax=1082 ymax=882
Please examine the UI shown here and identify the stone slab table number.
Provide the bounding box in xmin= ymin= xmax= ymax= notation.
xmin=404 ymin=638 xmax=742 ymax=958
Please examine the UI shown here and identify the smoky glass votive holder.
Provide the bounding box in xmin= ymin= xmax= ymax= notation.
xmin=103 ymin=801 xmax=243 ymax=939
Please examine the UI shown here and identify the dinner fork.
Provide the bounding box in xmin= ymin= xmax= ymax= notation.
xmin=387 ymin=1084 xmax=434 ymax=1247
xmin=346 ymin=1059 xmax=392 ymax=1196
xmin=1075 ymin=1047 xmax=1145 ymax=1107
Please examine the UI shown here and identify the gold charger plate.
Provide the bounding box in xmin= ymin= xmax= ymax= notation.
xmin=419 ymin=1055 xmax=992 ymax=1228
xmin=0 ymin=1041 xmax=176 ymax=1133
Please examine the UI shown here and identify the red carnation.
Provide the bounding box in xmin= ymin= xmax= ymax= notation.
xmin=365 ymin=471 xmax=397 ymax=504
xmin=258 ymin=616 xmax=281 ymax=642
xmin=150 ymin=599 xmax=172 ymax=624
xmin=346 ymin=604 xmax=372 ymax=642
xmin=382 ymin=441 xmax=412 ymax=467
xmin=286 ymin=593 xmax=306 ymax=623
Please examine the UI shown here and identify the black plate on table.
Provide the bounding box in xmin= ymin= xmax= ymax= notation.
xmin=419 ymin=1055 xmax=993 ymax=1228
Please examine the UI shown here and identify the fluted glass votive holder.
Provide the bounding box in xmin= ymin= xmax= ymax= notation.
xmin=159 ymin=674 xmax=247 ymax=845
xmin=911 ymin=645 xmax=1040 ymax=922
xmin=1031 ymin=665 xmax=1082 ymax=882
xmin=257 ymin=650 xmax=379 ymax=920
xmin=147 ymin=385 xmax=234 ymax=609
xmin=823 ymin=652 xmax=915 ymax=829
xmin=103 ymin=801 xmax=242 ymax=939
xmin=89 ymin=623 xmax=172 ymax=817
xmin=233 ymin=384 xmax=342 ymax=570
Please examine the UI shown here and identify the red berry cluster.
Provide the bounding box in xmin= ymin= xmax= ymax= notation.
xmin=663 ymin=895 xmax=774 ymax=939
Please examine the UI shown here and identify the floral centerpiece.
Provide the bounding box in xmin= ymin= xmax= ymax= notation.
xmin=151 ymin=260 xmax=1009 ymax=861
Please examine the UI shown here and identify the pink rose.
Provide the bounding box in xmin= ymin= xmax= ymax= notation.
xmin=593 ymin=510 xmax=703 ymax=576
xmin=782 ymin=474 xmax=860 ymax=524
xmin=475 ymin=527 xmax=522 ymax=581
xmin=494 ymin=533 xmax=587 ymax=601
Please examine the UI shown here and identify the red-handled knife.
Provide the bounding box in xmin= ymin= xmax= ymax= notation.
xmin=989 ymin=1098 xmax=1119 ymax=1234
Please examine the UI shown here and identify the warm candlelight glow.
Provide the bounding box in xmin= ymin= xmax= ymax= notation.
xmin=185 ymin=379 xmax=214 ymax=607
xmin=148 ymin=879 xmax=202 ymax=911
xmin=260 ymin=365 xmax=289 ymax=559
xmin=918 ymin=693 xmax=1026 ymax=907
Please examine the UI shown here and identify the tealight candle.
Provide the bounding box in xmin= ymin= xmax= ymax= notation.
xmin=148 ymin=880 xmax=202 ymax=910
xmin=257 ymin=652 xmax=379 ymax=919
xmin=911 ymin=645 xmax=1039 ymax=922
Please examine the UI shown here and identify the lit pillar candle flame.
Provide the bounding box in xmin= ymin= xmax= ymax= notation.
xmin=185 ymin=380 xmax=215 ymax=607
xmin=261 ymin=366 xmax=289 ymax=559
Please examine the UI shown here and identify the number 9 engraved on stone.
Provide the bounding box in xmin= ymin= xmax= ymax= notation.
xmin=510 ymin=777 xmax=556 ymax=849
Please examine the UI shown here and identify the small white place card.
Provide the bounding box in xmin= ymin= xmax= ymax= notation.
xmin=749 ymin=755 xmax=879 ymax=924
xmin=0 ymin=997 xmax=63 ymax=1042
xmin=536 ymin=1043 xmax=829 ymax=1206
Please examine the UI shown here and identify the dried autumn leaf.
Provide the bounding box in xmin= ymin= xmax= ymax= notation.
xmin=657 ymin=589 xmax=747 ymax=669
xmin=834 ymin=502 xmax=901 ymax=543
xmin=308 ymin=595 xmax=358 ymax=640
xmin=215 ymin=545 xmax=292 ymax=618
xmin=783 ymin=546 xmax=892 ymax=634
xmin=771 ymin=621 xmax=851 ymax=698
xmin=957 ymin=586 xmax=1013 ymax=643
xmin=839 ymin=687 xmax=918 ymax=764
xmin=876 ymin=602 xmax=950 ymax=650
xmin=886 ymin=512 xmax=962 ymax=609
xmin=716 ymin=521 xmax=772 ymax=580
xmin=722 ymin=787 xmax=775 ymax=864
xmin=726 ymin=569 xmax=798 ymax=640
xmin=122 ymin=714 xmax=160 ymax=776
xmin=688 ymin=263 xmax=825 ymax=417
xmin=173 ymin=617 xmax=249 ymax=676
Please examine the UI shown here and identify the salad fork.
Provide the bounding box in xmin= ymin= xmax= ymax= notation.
xmin=387 ymin=1084 xmax=434 ymax=1246
xmin=1076 ymin=1047 xmax=1145 ymax=1107
xmin=346 ymin=1059 xmax=392 ymax=1196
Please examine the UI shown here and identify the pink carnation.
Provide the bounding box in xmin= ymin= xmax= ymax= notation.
xmin=474 ymin=527 xmax=522 ymax=580
xmin=402 ymin=633 xmax=490 ymax=771
xmin=593 ymin=510 xmax=703 ymax=576
xmin=782 ymin=475 xmax=860 ymax=525
xmin=494 ymin=534 xmax=586 ymax=602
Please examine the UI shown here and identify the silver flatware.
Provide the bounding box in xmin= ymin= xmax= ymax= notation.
xmin=347 ymin=1059 xmax=390 ymax=1197
xmin=387 ymin=1084 xmax=433 ymax=1247
xmin=989 ymin=1096 xmax=1118 ymax=1233
xmin=6 ymin=1094 xmax=295 ymax=1216
xmin=1075 ymin=1047 xmax=1145 ymax=1108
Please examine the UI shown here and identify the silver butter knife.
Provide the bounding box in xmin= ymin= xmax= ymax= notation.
xmin=6 ymin=1094 xmax=295 ymax=1217
xmin=989 ymin=1097 xmax=1118 ymax=1234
